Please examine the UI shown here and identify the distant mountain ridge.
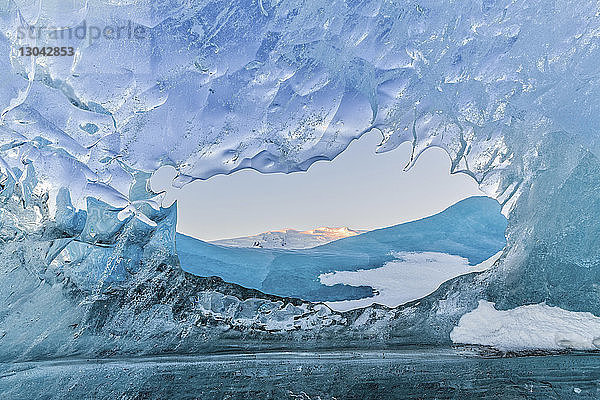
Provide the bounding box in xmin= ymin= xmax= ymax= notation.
xmin=210 ymin=226 xmax=367 ymax=249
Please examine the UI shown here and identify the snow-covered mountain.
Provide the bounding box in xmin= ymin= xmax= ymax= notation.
xmin=210 ymin=226 xmax=366 ymax=249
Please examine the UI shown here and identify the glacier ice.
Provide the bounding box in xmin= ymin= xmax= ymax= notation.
xmin=0 ymin=0 xmax=600 ymax=357
xmin=178 ymin=196 xmax=506 ymax=302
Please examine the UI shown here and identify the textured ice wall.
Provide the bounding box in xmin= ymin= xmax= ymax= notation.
xmin=3 ymin=0 xmax=599 ymax=209
xmin=1 ymin=0 xmax=600 ymax=355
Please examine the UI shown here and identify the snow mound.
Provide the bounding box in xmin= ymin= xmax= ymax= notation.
xmin=321 ymin=251 xmax=501 ymax=311
xmin=451 ymin=300 xmax=600 ymax=352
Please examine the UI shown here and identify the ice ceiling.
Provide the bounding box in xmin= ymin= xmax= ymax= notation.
xmin=0 ymin=0 xmax=597 ymax=212
xmin=1 ymin=0 xmax=600 ymax=315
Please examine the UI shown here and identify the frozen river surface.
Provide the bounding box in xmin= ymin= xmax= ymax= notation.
xmin=1 ymin=348 xmax=599 ymax=399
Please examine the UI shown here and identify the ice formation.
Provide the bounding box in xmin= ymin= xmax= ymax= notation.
xmin=179 ymin=196 xmax=506 ymax=302
xmin=1 ymin=0 xmax=600 ymax=356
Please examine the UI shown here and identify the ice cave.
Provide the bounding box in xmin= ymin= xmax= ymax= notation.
xmin=1 ymin=0 xmax=600 ymax=398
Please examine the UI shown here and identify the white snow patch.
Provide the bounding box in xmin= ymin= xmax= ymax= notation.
xmin=451 ymin=300 xmax=600 ymax=351
xmin=320 ymin=251 xmax=501 ymax=312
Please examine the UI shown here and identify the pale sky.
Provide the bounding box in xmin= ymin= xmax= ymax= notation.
xmin=151 ymin=131 xmax=484 ymax=241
